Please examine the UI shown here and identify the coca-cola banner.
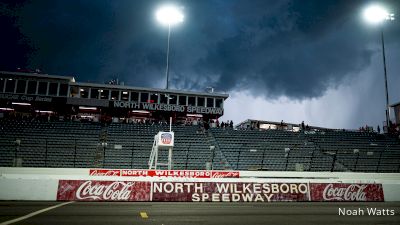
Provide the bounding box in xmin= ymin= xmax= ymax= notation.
xmin=310 ymin=183 xmax=384 ymax=202
xmin=152 ymin=182 xmax=309 ymax=202
xmin=89 ymin=169 xmax=239 ymax=178
xmin=57 ymin=180 xmax=151 ymax=201
xmin=56 ymin=180 xmax=385 ymax=202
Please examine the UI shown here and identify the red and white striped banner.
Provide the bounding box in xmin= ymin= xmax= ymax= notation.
xmin=89 ymin=169 xmax=240 ymax=178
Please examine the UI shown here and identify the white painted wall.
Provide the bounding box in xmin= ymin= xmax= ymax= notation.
xmin=382 ymin=184 xmax=400 ymax=201
xmin=0 ymin=178 xmax=58 ymax=201
xmin=1 ymin=167 xmax=399 ymax=201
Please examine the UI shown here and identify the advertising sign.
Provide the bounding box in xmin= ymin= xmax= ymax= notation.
xmin=57 ymin=180 xmax=151 ymax=201
xmin=57 ymin=180 xmax=385 ymax=202
xmin=152 ymin=182 xmax=309 ymax=202
xmin=89 ymin=169 xmax=240 ymax=178
xmin=310 ymin=183 xmax=384 ymax=202
xmin=89 ymin=169 xmax=121 ymax=176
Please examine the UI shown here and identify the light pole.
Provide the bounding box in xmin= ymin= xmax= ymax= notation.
xmin=363 ymin=5 xmax=395 ymax=131
xmin=156 ymin=5 xmax=184 ymax=90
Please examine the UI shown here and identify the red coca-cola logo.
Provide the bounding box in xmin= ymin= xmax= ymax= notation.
xmin=211 ymin=171 xmax=240 ymax=178
xmin=76 ymin=181 xmax=133 ymax=200
xmin=322 ymin=184 xmax=367 ymax=201
xmin=89 ymin=169 xmax=121 ymax=176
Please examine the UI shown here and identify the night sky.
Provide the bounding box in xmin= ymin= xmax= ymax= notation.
xmin=1 ymin=0 xmax=399 ymax=129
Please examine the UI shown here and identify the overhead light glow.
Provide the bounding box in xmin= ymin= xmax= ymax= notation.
xmin=35 ymin=110 xmax=54 ymax=114
xmin=80 ymin=115 xmax=94 ymax=118
xmin=363 ymin=5 xmax=393 ymax=24
xmin=131 ymin=110 xmax=150 ymax=114
xmin=186 ymin=114 xmax=203 ymax=118
xmin=79 ymin=106 xmax=97 ymax=110
xmin=156 ymin=5 xmax=184 ymax=26
xmin=0 ymin=108 xmax=14 ymax=111
xmin=12 ymin=102 xmax=31 ymax=106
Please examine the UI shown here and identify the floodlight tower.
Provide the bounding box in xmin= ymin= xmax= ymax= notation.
xmin=363 ymin=5 xmax=395 ymax=131
xmin=156 ymin=5 xmax=184 ymax=90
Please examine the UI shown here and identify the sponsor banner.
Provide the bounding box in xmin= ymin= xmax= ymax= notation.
xmin=89 ymin=169 xmax=120 ymax=176
xmin=56 ymin=180 xmax=385 ymax=202
xmin=152 ymin=182 xmax=309 ymax=202
xmin=89 ymin=169 xmax=240 ymax=178
xmin=211 ymin=171 xmax=240 ymax=178
xmin=57 ymin=180 xmax=151 ymax=201
xmin=310 ymin=183 xmax=384 ymax=202
xmin=122 ymin=169 xmax=211 ymax=178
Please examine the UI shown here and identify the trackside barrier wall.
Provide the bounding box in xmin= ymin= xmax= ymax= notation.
xmin=1 ymin=167 xmax=399 ymax=202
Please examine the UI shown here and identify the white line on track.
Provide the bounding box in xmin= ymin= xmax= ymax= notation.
xmin=0 ymin=201 xmax=74 ymax=225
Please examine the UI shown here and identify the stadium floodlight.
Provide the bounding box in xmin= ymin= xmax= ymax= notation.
xmin=156 ymin=6 xmax=184 ymax=26
xmin=363 ymin=4 xmax=395 ymax=131
xmin=155 ymin=5 xmax=184 ymax=90
xmin=363 ymin=5 xmax=394 ymax=24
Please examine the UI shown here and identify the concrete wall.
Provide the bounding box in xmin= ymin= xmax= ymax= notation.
xmin=1 ymin=167 xmax=399 ymax=201
xmin=0 ymin=179 xmax=58 ymax=201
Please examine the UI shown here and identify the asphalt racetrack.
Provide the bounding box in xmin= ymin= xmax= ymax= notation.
xmin=0 ymin=201 xmax=399 ymax=225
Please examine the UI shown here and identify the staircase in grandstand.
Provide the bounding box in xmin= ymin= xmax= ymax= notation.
xmin=206 ymin=131 xmax=232 ymax=170
xmin=93 ymin=126 xmax=108 ymax=168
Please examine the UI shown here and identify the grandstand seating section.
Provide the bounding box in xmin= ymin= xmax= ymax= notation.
xmin=0 ymin=119 xmax=399 ymax=172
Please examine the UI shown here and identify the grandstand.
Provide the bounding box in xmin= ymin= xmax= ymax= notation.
xmin=1 ymin=118 xmax=400 ymax=172
xmin=0 ymin=71 xmax=400 ymax=172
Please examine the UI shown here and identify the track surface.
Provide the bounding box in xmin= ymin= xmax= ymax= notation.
xmin=0 ymin=201 xmax=399 ymax=225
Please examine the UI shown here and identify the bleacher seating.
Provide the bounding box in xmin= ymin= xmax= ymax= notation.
xmin=210 ymin=128 xmax=347 ymax=171
xmin=106 ymin=123 xmax=212 ymax=170
xmin=0 ymin=119 xmax=399 ymax=172
xmin=0 ymin=119 xmax=101 ymax=168
xmin=305 ymin=130 xmax=400 ymax=172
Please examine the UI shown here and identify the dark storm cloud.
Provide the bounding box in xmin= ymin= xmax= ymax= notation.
xmin=193 ymin=0 xmax=397 ymax=99
xmin=1 ymin=0 xmax=399 ymax=99
xmin=0 ymin=0 xmax=34 ymax=71
xmin=1 ymin=0 xmax=169 ymax=85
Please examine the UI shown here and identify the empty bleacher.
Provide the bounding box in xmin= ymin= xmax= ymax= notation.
xmin=210 ymin=128 xmax=347 ymax=171
xmin=305 ymin=130 xmax=400 ymax=172
xmin=0 ymin=119 xmax=101 ymax=168
xmin=106 ymin=123 xmax=212 ymax=170
xmin=0 ymin=119 xmax=399 ymax=172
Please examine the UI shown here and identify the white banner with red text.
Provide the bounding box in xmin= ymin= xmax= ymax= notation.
xmin=89 ymin=169 xmax=240 ymax=178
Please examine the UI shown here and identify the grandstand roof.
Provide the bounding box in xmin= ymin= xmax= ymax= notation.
xmin=1 ymin=70 xmax=229 ymax=99
xmin=1 ymin=71 xmax=75 ymax=82
xmin=391 ymin=101 xmax=400 ymax=107
xmin=236 ymin=119 xmax=338 ymax=131
xmin=74 ymin=81 xmax=229 ymax=99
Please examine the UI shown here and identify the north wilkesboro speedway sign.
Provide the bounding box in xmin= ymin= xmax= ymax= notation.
xmin=54 ymin=169 xmax=385 ymax=202
xmin=112 ymin=101 xmax=224 ymax=115
xmin=56 ymin=180 xmax=385 ymax=202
